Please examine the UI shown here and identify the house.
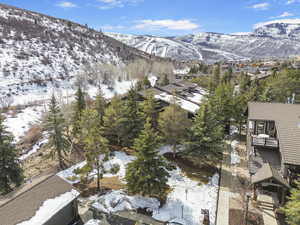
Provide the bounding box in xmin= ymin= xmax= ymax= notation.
xmin=247 ymin=102 xmax=300 ymax=205
xmin=138 ymin=81 xmax=203 ymax=115
xmin=0 ymin=175 xmax=80 ymax=225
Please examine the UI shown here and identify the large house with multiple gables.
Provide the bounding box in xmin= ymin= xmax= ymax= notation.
xmin=247 ymin=102 xmax=300 ymax=205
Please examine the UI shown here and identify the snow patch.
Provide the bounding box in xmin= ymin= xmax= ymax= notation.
xmin=17 ymin=189 xmax=80 ymax=225
xmin=84 ymin=219 xmax=102 ymax=225
xmin=155 ymin=93 xmax=199 ymax=113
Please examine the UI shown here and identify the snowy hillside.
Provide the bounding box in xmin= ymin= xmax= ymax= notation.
xmin=254 ymin=19 xmax=300 ymax=40
xmin=107 ymin=19 xmax=300 ymax=63
xmin=0 ymin=3 xmax=158 ymax=103
xmin=106 ymin=32 xmax=204 ymax=61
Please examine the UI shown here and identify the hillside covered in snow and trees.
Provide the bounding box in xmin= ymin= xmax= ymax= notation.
xmin=0 ymin=3 xmax=174 ymax=105
xmin=107 ymin=19 xmax=300 ymax=63
xmin=1 ymin=2 xmax=300 ymax=225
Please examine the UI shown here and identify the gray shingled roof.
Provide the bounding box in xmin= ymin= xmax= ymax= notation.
xmin=248 ymin=102 xmax=300 ymax=166
xmin=251 ymin=163 xmax=290 ymax=188
xmin=138 ymin=88 xmax=164 ymax=98
xmin=0 ymin=175 xmax=75 ymax=225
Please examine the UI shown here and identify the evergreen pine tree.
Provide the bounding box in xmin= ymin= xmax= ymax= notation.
xmin=222 ymin=67 xmax=233 ymax=83
xmin=72 ymin=86 xmax=86 ymax=136
xmin=141 ymin=92 xmax=160 ymax=130
xmin=0 ymin=114 xmax=23 ymax=194
xmin=125 ymin=119 xmax=169 ymax=198
xmin=160 ymin=74 xmax=170 ymax=86
xmin=94 ymin=88 xmax=106 ymax=126
xmin=208 ymin=64 xmax=221 ymax=94
xmin=121 ymin=87 xmax=143 ymax=147
xmin=208 ymin=82 xmax=235 ymax=134
xmin=80 ymin=109 xmax=109 ymax=191
xmin=239 ymin=72 xmax=251 ymax=94
xmin=142 ymin=76 xmax=151 ymax=89
xmin=44 ymin=94 xmax=70 ymax=169
xmin=213 ymin=64 xmax=221 ymax=84
xmin=158 ymin=103 xmax=190 ymax=156
xmin=103 ymin=96 xmax=126 ymax=145
xmin=283 ymin=179 xmax=300 ymax=225
xmin=184 ymin=103 xmax=223 ymax=163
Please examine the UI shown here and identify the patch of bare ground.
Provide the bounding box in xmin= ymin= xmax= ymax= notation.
xmin=164 ymin=152 xmax=218 ymax=184
xmin=229 ymin=209 xmax=264 ymax=225
xmin=17 ymin=124 xmax=43 ymax=153
xmin=74 ymin=176 xmax=126 ymax=198
xmin=22 ymin=146 xmax=84 ymax=179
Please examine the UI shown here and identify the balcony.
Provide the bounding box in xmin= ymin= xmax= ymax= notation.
xmin=251 ymin=135 xmax=279 ymax=149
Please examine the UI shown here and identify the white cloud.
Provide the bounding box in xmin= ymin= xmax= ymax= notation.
xmin=96 ymin=0 xmax=143 ymax=10
xmin=250 ymin=2 xmax=270 ymax=10
xmin=286 ymin=0 xmax=300 ymax=4
xmin=56 ymin=1 xmax=77 ymax=8
xmin=270 ymin=11 xmax=294 ymax=19
xmin=134 ymin=19 xmax=199 ymax=31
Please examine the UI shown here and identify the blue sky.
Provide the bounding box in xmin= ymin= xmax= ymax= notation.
xmin=2 ymin=0 xmax=300 ymax=36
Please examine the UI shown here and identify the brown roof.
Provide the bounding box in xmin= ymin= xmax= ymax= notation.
xmin=248 ymin=102 xmax=300 ymax=166
xmin=251 ymin=163 xmax=290 ymax=188
xmin=0 ymin=175 xmax=75 ymax=225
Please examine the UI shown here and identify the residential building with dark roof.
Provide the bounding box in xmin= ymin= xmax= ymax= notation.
xmin=247 ymin=102 xmax=300 ymax=205
xmin=0 ymin=175 xmax=80 ymax=225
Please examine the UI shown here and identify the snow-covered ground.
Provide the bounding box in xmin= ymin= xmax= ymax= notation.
xmin=84 ymin=219 xmax=102 ymax=225
xmin=153 ymin=170 xmax=219 ymax=225
xmin=3 ymin=105 xmax=45 ymax=142
xmin=59 ymin=148 xmax=219 ymax=225
xmin=17 ymin=189 xmax=80 ymax=225
xmin=90 ymin=168 xmax=219 ymax=225
xmin=3 ymin=80 xmax=134 ymax=160
xmin=19 ymin=137 xmax=48 ymax=161
xmin=57 ymin=151 xmax=135 ymax=184
xmin=2 ymin=78 xmax=136 ymax=107
xmin=230 ymin=140 xmax=241 ymax=166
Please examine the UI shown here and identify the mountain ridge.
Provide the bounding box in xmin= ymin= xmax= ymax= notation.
xmin=106 ymin=19 xmax=300 ymax=63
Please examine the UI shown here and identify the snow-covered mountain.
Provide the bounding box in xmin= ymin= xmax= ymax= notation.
xmin=0 ymin=3 xmax=159 ymax=103
xmin=106 ymin=19 xmax=300 ymax=63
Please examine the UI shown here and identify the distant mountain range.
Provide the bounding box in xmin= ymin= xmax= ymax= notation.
xmin=106 ymin=19 xmax=300 ymax=63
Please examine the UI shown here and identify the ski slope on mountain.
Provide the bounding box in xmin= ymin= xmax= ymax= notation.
xmin=107 ymin=19 xmax=300 ymax=63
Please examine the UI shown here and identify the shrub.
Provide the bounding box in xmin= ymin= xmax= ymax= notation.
xmin=109 ymin=164 xmax=120 ymax=174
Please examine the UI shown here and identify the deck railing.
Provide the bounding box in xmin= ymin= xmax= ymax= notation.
xmin=251 ymin=136 xmax=279 ymax=148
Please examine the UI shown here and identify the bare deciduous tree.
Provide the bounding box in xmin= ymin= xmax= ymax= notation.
xmin=0 ymin=96 xmax=14 ymax=110
xmin=125 ymin=59 xmax=151 ymax=80
xmin=151 ymin=61 xmax=174 ymax=78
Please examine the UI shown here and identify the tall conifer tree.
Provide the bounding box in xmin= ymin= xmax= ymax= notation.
xmin=185 ymin=104 xmax=223 ymax=163
xmin=80 ymin=109 xmax=109 ymax=191
xmin=125 ymin=119 xmax=169 ymax=198
xmin=141 ymin=92 xmax=160 ymax=130
xmin=158 ymin=103 xmax=190 ymax=156
xmin=283 ymin=179 xmax=300 ymax=225
xmin=72 ymin=86 xmax=86 ymax=136
xmin=44 ymin=94 xmax=70 ymax=169
xmin=0 ymin=114 xmax=23 ymax=194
